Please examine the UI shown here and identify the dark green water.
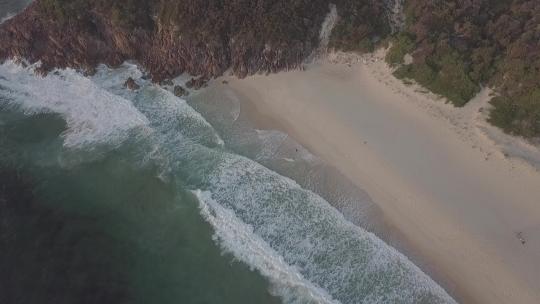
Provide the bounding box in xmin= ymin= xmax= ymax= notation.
xmin=0 ymin=111 xmax=279 ymax=304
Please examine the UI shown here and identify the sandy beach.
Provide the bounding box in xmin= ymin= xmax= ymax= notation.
xmin=201 ymin=50 xmax=540 ymax=303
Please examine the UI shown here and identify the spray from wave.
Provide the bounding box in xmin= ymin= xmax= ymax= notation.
xmin=0 ymin=12 xmax=15 ymax=24
xmin=196 ymin=190 xmax=339 ymax=304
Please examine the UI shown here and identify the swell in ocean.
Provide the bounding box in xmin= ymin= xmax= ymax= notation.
xmin=0 ymin=61 xmax=457 ymax=304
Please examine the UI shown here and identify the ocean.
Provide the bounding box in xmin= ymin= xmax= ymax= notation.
xmin=0 ymin=0 xmax=31 ymax=23
xmin=0 ymin=59 xmax=458 ymax=304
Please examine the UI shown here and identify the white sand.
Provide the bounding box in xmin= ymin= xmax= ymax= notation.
xmin=207 ymin=50 xmax=540 ymax=303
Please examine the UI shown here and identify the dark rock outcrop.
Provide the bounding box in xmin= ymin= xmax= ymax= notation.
xmin=160 ymin=79 xmax=174 ymax=87
xmin=173 ymin=85 xmax=188 ymax=97
xmin=124 ymin=77 xmax=140 ymax=90
xmin=186 ymin=77 xmax=207 ymax=90
xmin=0 ymin=0 xmax=388 ymax=82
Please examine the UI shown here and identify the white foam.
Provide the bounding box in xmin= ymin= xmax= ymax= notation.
xmin=223 ymin=89 xmax=242 ymax=122
xmin=87 ymin=63 xmax=224 ymax=148
xmin=0 ymin=12 xmax=15 ymax=24
xmin=91 ymin=62 xmax=144 ymax=93
xmin=201 ymin=154 xmax=457 ymax=304
xmin=132 ymin=76 xmax=456 ymax=303
xmin=0 ymin=61 xmax=149 ymax=148
xmin=254 ymin=129 xmax=316 ymax=162
xmin=195 ymin=190 xmax=340 ymax=304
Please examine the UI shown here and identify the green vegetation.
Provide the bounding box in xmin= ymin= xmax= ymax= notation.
xmin=386 ymin=33 xmax=415 ymax=66
xmin=157 ymin=0 xmax=329 ymax=44
xmin=386 ymin=0 xmax=540 ymax=137
xmin=40 ymin=0 xmax=153 ymax=29
xmin=329 ymin=0 xmax=389 ymax=52
xmin=394 ymin=49 xmax=479 ymax=106
xmin=39 ymin=0 xmax=89 ymax=23
xmin=489 ymin=89 xmax=540 ymax=137
xmin=107 ymin=0 xmax=153 ymax=29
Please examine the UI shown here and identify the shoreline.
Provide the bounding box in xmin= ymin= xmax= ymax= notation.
xmin=203 ymin=50 xmax=540 ymax=303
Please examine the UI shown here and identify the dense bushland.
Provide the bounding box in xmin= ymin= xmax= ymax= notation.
xmin=329 ymin=0 xmax=389 ymax=52
xmin=386 ymin=0 xmax=540 ymax=137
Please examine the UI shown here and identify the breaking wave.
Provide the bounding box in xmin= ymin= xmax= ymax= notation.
xmin=198 ymin=154 xmax=456 ymax=304
xmin=0 ymin=61 xmax=148 ymax=149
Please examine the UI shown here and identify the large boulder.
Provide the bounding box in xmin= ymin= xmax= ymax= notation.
xmin=173 ymin=85 xmax=188 ymax=97
xmin=186 ymin=77 xmax=207 ymax=90
xmin=124 ymin=77 xmax=140 ymax=90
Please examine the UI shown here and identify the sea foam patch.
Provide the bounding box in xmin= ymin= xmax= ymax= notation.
xmin=0 ymin=12 xmax=15 ymax=24
xmin=134 ymin=87 xmax=224 ymax=148
xmin=196 ymin=190 xmax=340 ymax=304
xmin=0 ymin=61 xmax=149 ymax=148
xmin=88 ymin=63 xmax=224 ymax=149
xmin=200 ymin=153 xmax=457 ymax=304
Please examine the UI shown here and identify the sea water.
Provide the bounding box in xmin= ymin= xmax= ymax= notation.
xmin=0 ymin=0 xmax=32 ymax=23
xmin=0 ymin=61 xmax=457 ymax=304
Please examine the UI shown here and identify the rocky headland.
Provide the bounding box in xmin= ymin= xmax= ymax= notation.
xmin=0 ymin=0 xmax=388 ymax=82
xmin=1 ymin=0 xmax=539 ymax=137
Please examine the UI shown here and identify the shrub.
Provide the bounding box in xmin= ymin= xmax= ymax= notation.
xmin=395 ymin=51 xmax=479 ymax=107
xmin=385 ymin=33 xmax=415 ymax=65
xmin=489 ymin=89 xmax=540 ymax=137
xmin=328 ymin=0 xmax=389 ymax=52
